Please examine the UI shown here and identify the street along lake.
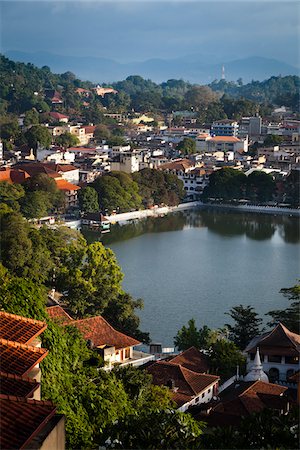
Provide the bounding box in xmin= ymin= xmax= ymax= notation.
xmin=84 ymin=209 xmax=300 ymax=347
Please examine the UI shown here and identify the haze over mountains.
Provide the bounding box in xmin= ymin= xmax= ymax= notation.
xmin=5 ymin=51 xmax=299 ymax=84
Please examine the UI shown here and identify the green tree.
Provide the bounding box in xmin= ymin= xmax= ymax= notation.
xmin=0 ymin=212 xmax=32 ymax=275
xmin=225 ymin=305 xmax=263 ymax=350
xmin=174 ymin=319 xmax=212 ymax=351
xmin=24 ymin=108 xmax=39 ymax=126
xmin=103 ymin=292 xmax=150 ymax=344
xmin=203 ymin=168 xmax=247 ymax=201
xmin=24 ymin=124 xmax=52 ymax=150
xmin=94 ymin=124 xmax=111 ymax=142
xmin=209 ymin=339 xmax=246 ymax=380
xmin=107 ymin=135 xmax=126 ymax=147
xmin=55 ymin=132 xmax=80 ymax=149
xmin=246 ymin=171 xmax=275 ymax=202
xmin=20 ymin=191 xmax=52 ymax=218
xmin=185 ymin=85 xmax=218 ymax=110
xmin=57 ymin=241 xmax=123 ymax=316
xmin=102 ymin=409 xmax=204 ymax=449
xmin=177 ymin=137 xmax=196 ymax=155
xmin=264 ymin=134 xmax=284 ymax=146
xmin=267 ymin=282 xmax=300 ymax=333
xmin=78 ymin=186 xmax=99 ymax=213
xmin=23 ymin=173 xmax=64 ymax=211
xmin=0 ymin=181 xmax=25 ymax=209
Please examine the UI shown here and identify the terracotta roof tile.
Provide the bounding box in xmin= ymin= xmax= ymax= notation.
xmin=245 ymin=322 xmax=300 ymax=356
xmin=69 ymin=315 xmax=140 ymax=349
xmin=0 ymin=371 xmax=40 ymax=398
xmin=210 ymin=136 xmax=241 ymax=143
xmin=0 ymin=339 xmax=48 ymax=377
xmin=0 ymin=394 xmax=56 ymax=450
xmin=55 ymin=179 xmax=80 ymax=191
xmin=47 ymin=305 xmax=73 ymax=323
xmin=147 ymin=361 xmax=219 ymax=407
xmin=169 ymin=347 xmax=209 ymax=373
xmin=0 ymin=311 xmax=47 ymax=345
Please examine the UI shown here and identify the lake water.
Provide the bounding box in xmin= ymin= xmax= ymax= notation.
xmin=84 ymin=209 xmax=300 ymax=347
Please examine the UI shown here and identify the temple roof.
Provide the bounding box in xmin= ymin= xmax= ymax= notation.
xmin=245 ymin=323 xmax=300 ymax=356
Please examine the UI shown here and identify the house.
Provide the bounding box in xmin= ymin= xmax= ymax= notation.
xmin=42 ymin=163 xmax=79 ymax=184
xmin=245 ymin=323 xmax=300 ymax=383
xmin=0 ymin=311 xmax=65 ymax=450
xmin=158 ymin=158 xmax=197 ymax=174
xmin=44 ymin=89 xmax=63 ymax=105
xmin=110 ymin=151 xmax=140 ymax=173
xmin=47 ymin=306 xmax=154 ymax=370
xmin=93 ymin=85 xmax=118 ymax=97
xmin=196 ymin=135 xmax=248 ymax=153
xmin=55 ymin=179 xmax=80 ymax=209
xmin=49 ymin=112 xmax=69 ymax=123
xmin=179 ymin=167 xmax=212 ymax=200
xmin=81 ymin=213 xmax=110 ymax=232
xmin=146 ymin=360 xmax=219 ymax=412
xmin=200 ymin=380 xmax=289 ymax=427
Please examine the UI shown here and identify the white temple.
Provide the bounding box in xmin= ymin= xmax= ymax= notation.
xmin=244 ymin=347 xmax=269 ymax=382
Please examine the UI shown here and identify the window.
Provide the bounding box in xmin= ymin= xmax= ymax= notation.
xmin=195 ymin=397 xmax=199 ymax=403
xmin=208 ymin=388 xmax=211 ymax=393
xmin=285 ymin=356 xmax=299 ymax=365
xmin=125 ymin=348 xmax=130 ymax=359
xmin=268 ymin=355 xmax=281 ymax=363
xmin=268 ymin=367 xmax=280 ymax=382
xmin=202 ymin=393 xmax=205 ymax=398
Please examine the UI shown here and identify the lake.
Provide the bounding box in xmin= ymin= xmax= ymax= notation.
xmin=84 ymin=209 xmax=300 ymax=347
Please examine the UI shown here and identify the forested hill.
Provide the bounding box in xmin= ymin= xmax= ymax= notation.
xmin=0 ymin=54 xmax=299 ymax=118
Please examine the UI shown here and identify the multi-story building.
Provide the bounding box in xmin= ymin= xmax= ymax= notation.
xmin=110 ymin=151 xmax=141 ymax=173
xmin=239 ymin=116 xmax=262 ymax=138
xmin=211 ymin=120 xmax=239 ymax=137
xmin=245 ymin=322 xmax=300 ymax=383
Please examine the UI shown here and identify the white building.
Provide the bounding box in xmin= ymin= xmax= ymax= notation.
xmin=110 ymin=152 xmax=140 ymax=173
xmin=245 ymin=323 xmax=300 ymax=383
xmin=211 ymin=120 xmax=239 ymax=137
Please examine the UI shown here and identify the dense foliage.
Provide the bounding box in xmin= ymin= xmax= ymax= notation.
xmin=267 ymin=283 xmax=300 ymax=333
xmin=225 ymin=305 xmax=263 ymax=350
xmin=203 ymin=167 xmax=276 ymax=202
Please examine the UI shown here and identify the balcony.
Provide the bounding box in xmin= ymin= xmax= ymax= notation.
xmin=119 ymin=350 xmax=155 ymax=368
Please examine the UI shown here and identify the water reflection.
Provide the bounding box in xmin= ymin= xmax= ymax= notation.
xmin=82 ymin=209 xmax=300 ymax=245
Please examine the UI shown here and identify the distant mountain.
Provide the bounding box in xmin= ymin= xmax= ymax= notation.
xmin=5 ymin=50 xmax=299 ymax=84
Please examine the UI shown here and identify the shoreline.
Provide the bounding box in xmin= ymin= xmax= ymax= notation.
xmin=105 ymin=201 xmax=300 ymax=223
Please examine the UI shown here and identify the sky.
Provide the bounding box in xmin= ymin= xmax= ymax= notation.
xmin=0 ymin=0 xmax=299 ymax=66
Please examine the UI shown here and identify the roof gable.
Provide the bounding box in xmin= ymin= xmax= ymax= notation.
xmin=0 ymin=311 xmax=47 ymax=345
xmin=0 ymin=339 xmax=48 ymax=377
xmin=246 ymin=323 xmax=300 ymax=355
xmin=169 ymin=346 xmax=209 ymax=373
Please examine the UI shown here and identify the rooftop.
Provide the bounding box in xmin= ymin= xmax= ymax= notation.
xmin=0 ymin=311 xmax=47 ymax=345
xmin=0 ymin=371 xmax=40 ymax=398
xmin=147 ymin=361 xmax=219 ymax=407
xmin=70 ymin=315 xmax=141 ymax=349
xmin=245 ymin=322 xmax=300 ymax=356
xmin=169 ymin=346 xmax=209 ymax=373
xmin=0 ymin=394 xmax=56 ymax=450
xmin=0 ymin=339 xmax=48 ymax=377
xmin=55 ymin=179 xmax=80 ymax=191
xmin=47 ymin=305 xmax=73 ymax=323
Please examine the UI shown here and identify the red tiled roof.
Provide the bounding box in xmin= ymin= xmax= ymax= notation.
xmin=83 ymin=126 xmax=96 ymax=134
xmin=0 ymin=311 xmax=47 ymax=345
xmin=47 ymin=306 xmax=73 ymax=323
xmin=13 ymin=163 xmax=62 ymax=180
xmin=0 ymin=371 xmax=40 ymax=398
xmin=0 ymin=394 xmax=56 ymax=450
xmin=169 ymin=347 xmax=209 ymax=373
xmin=147 ymin=361 xmax=219 ymax=407
xmin=210 ymin=380 xmax=288 ymax=424
xmin=159 ymin=159 xmax=194 ymax=172
xmin=210 ymin=136 xmax=241 ymax=143
xmin=69 ymin=315 xmax=141 ymax=349
xmin=0 ymin=339 xmax=48 ymax=377
xmin=245 ymin=322 xmax=300 ymax=356
xmin=42 ymin=163 xmax=77 ymax=173
xmin=0 ymin=168 xmax=31 ymax=184
xmin=68 ymin=147 xmax=98 ymax=153
xmin=55 ymin=179 xmax=80 ymax=191
xmin=49 ymin=112 xmax=69 ymax=120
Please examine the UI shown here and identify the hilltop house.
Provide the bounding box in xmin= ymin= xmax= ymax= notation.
xmin=47 ymin=306 xmax=154 ymax=370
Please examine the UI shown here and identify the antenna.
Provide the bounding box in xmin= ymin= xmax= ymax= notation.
xmin=221 ymin=65 xmax=225 ymax=80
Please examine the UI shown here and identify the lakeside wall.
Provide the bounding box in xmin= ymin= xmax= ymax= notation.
xmin=63 ymin=201 xmax=300 ymax=229
xmin=105 ymin=201 xmax=300 ymax=223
